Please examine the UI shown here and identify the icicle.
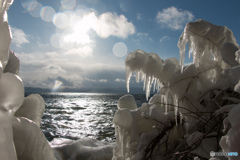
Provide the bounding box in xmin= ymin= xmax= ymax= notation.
xmin=174 ymin=105 xmax=178 ymax=126
xmin=178 ymin=32 xmax=188 ymax=72
xmin=165 ymin=96 xmax=168 ymax=114
xmin=145 ymin=75 xmax=152 ymax=100
xmin=153 ymin=78 xmax=156 ymax=92
xmin=125 ymin=67 xmax=132 ymax=93
xmin=188 ymin=36 xmax=192 ymax=59
xmin=135 ymin=70 xmax=140 ymax=83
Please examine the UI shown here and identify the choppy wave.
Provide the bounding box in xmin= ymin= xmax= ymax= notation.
xmin=27 ymin=92 xmax=147 ymax=142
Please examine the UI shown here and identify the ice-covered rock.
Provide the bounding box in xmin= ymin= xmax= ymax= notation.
xmin=4 ymin=50 xmax=20 ymax=74
xmin=0 ymin=72 xmax=24 ymax=160
xmin=12 ymin=117 xmax=57 ymax=160
xmin=15 ymin=94 xmax=45 ymax=127
xmin=113 ymin=94 xmax=157 ymax=160
xmin=0 ymin=73 xmax=24 ymax=112
xmin=117 ymin=94 xmax=137 ymax=110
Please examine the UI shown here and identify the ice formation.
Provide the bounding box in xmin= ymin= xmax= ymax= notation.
xmin=125 ymin=49 xmax=180 ymax=100
xmin=52 ymin=138 xmax=114 ymax=160
xmin=13 ymin=117 xmax=57 ymax=160
xmin=0 ymin=1 xmax=115 ymax=160
xmin=15 ymin=94 xmax=45 ymax=127
xmin=178 ymin=19 xmax=238 ymax=70
xmin=114 ymin=19 xmax=240 ymax=159
xmin=1 ymin=0 xmax=240 ymax=159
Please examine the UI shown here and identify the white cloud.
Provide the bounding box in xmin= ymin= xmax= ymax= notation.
xmin=160 ymin=36 xmax=169 ymax=42
xmin=115 ymin=78 xmax=125 ymax=82
xmin=65 ymin=46 xmax=93 ymax=57
xmin=44 ymin=52 xmax=59 ymax=58
xmin=51 ymin=11 xmax=135 ymax=57
xmin=85 ymin=78 xmax=97 ymax=82
xmin=95 ymin=12 xmax=135 ymax=39
xmin=11 ymin=27 xmax=29 ymax=47
xmin=42 ymin=64 xmax=66 ymax=74
xmin=99 ymin=79 xmax=107 ymax=83
xmin=156 ymin=6 xmax=194 ymax=30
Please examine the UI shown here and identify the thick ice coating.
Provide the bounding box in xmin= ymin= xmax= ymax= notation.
xmin=178 ymin=19 xmax=238 ymax=70
xmin=13 ymin=117 xmax=57 ymax=160
xmin=117 ymin=94 xmax=137 ymax=110
xmin=219 ymin=104 xmax=240 ymax=160
xmin=0 ymin=73 xmax=24 ymax=160
xmin=125 ymin=49 xmax=180 ymax=99
xmin=15 ymin=94 xmax=45 ymax=127
xmin=52 ymin=138 xmax=113 ymax=160
xmin=4 ymin=50 xmax=20 ymax=74
xmin=0 ymin=0 xmax=13 ymax=68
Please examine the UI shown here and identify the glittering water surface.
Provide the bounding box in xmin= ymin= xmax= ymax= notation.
xmin=32 ymin=92 xmax=147 ymax=142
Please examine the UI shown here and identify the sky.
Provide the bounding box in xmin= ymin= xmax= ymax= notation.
xmin=7 ymin=0 xmax=240 ymax=93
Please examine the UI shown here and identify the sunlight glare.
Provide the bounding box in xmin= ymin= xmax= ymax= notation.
xmin=64 ymin=12 xmax=97 ymax=45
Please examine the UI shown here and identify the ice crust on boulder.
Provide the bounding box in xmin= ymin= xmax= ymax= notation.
xmin=4 ymin=50 xmax=20 ymax=74
xmin=13 ymin=117 xmax=57 ymax=160
xmin=15 ymin=94 xmax=45 ymax=127
xmin=117 ymin=94 xmax=137 ymax=110
xmin=113 ymin=94 xmax=178 ymax=160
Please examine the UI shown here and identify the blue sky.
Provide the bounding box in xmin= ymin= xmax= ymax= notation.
xmin=7 ymin=0 xmax=240 ymax=92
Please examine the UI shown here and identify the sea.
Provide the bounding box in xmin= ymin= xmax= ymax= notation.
xmin=26 ymin=92 xmax=148 ymax=142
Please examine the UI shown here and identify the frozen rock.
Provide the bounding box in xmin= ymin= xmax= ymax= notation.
xmin=113 ymin=108 xmax=132 ymax=129
xmin=15 ymin=94 xmax=45 ymax=127
xmin=4 ymin=50 xmax=20 ymax=74
xmin=0 ymin=73 xmax=24 ymax=160
xmin=0 ymin=73 xmax=24 ymax=112
xmin=12 ymin=117 xmax=57 ymax=160
xmin=117 ymin=94 xmax=137 ymax=110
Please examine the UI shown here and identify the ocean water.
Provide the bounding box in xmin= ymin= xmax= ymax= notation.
xmin=30 ymin=92 xmax=147 ymax=142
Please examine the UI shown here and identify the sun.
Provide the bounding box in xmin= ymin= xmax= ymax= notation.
xmin=64 ymin=12 xmax=97 ymax=45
